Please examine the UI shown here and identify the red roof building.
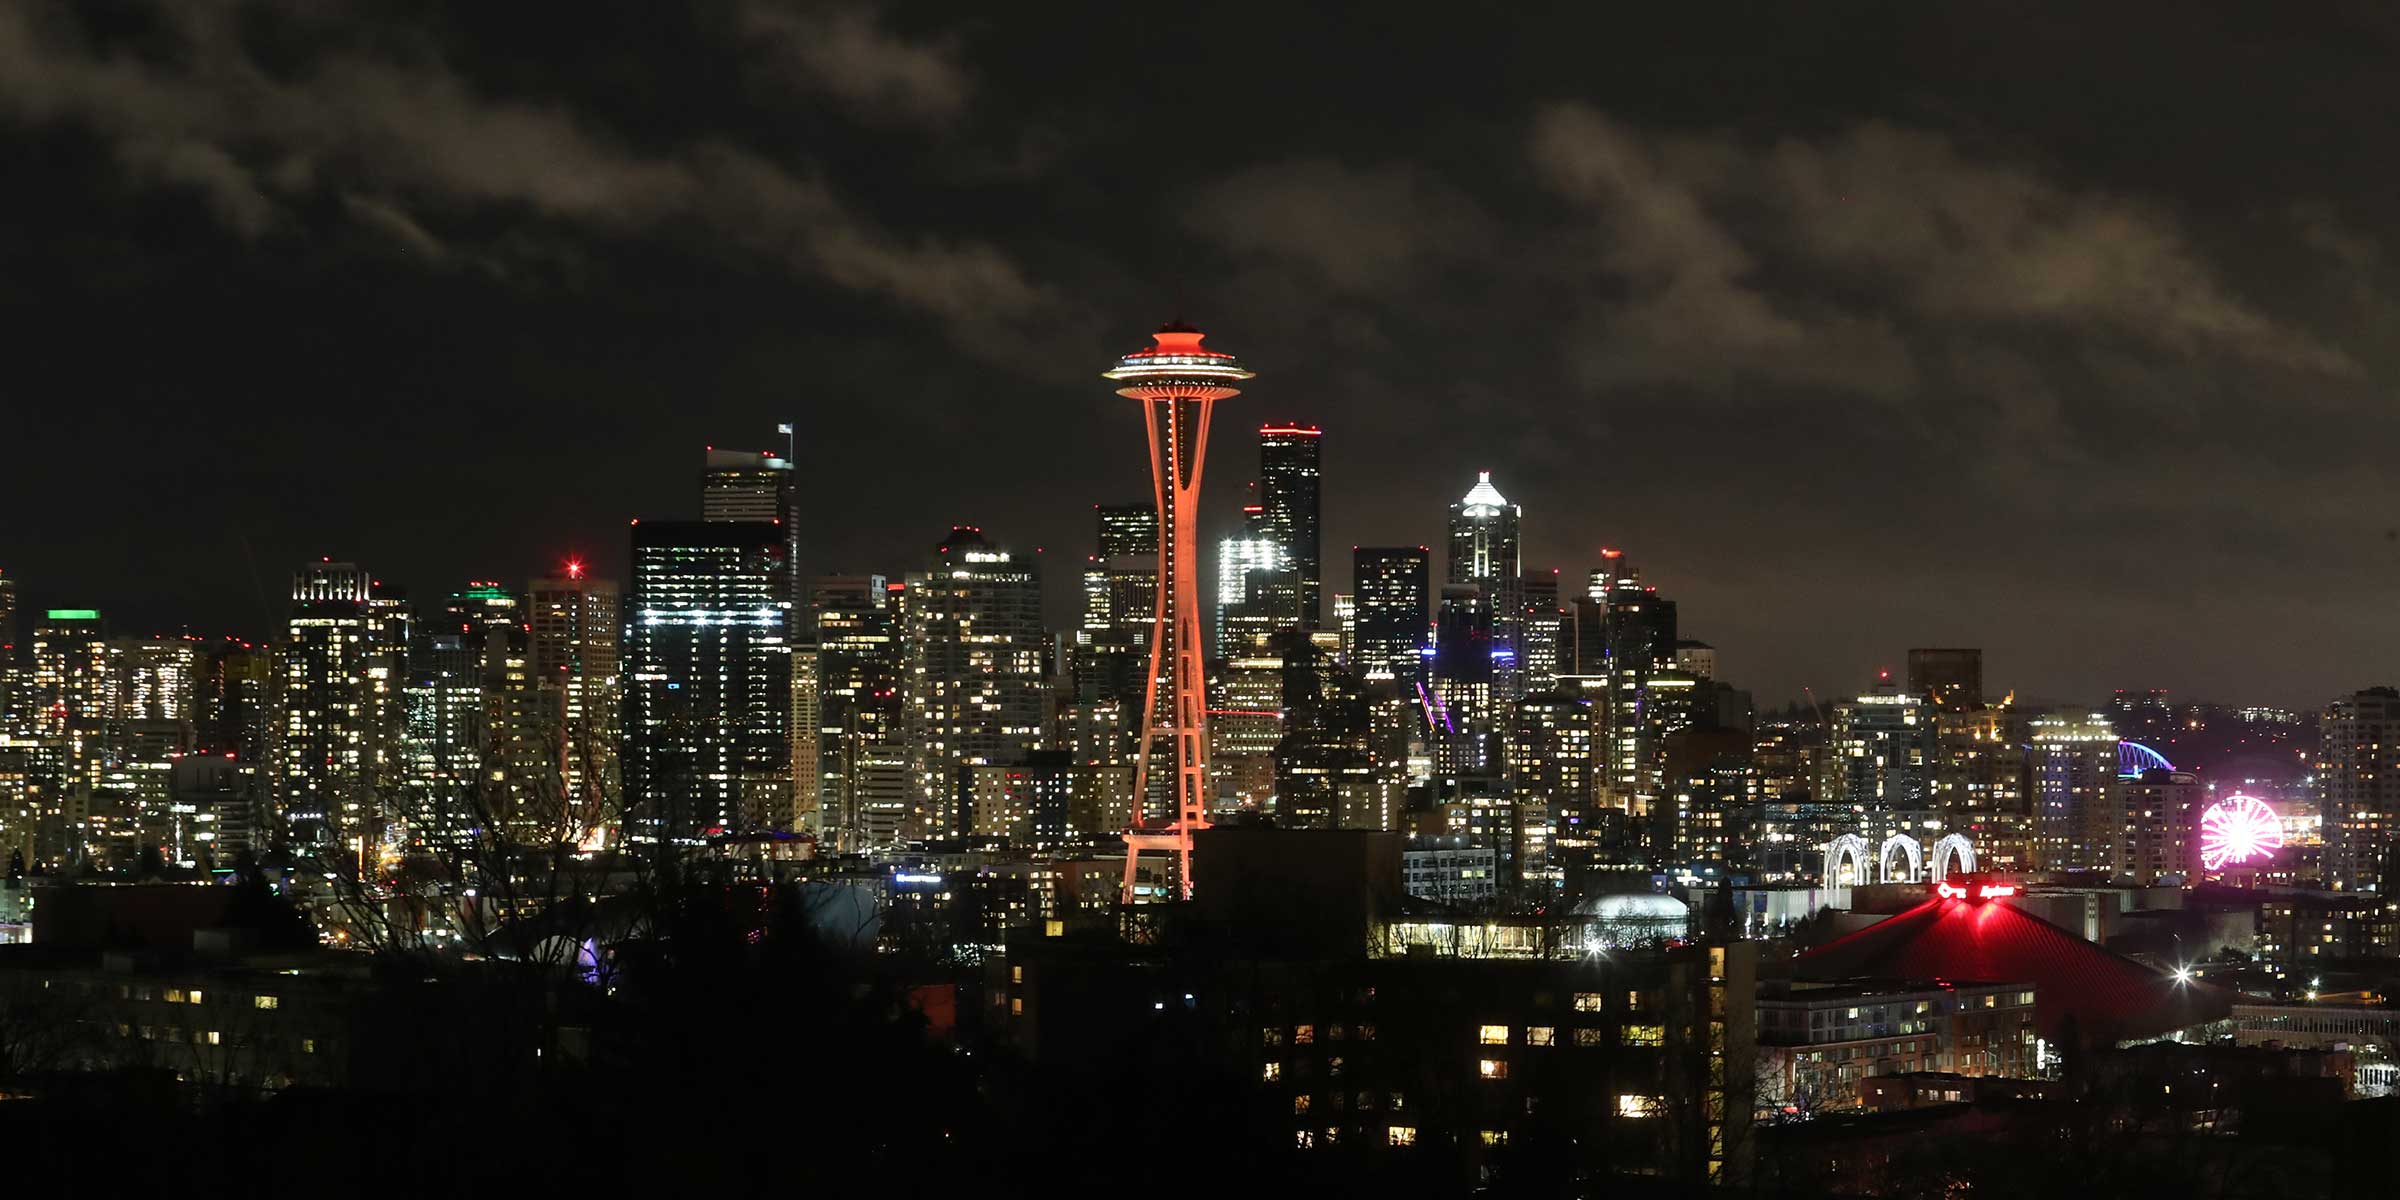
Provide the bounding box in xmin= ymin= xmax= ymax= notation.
xmin=1795 ymin=890 xmax=2234 ymax=1045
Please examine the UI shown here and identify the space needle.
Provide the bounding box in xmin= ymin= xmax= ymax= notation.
xmin=1105 ymin=321 xmax=1254 ymax=902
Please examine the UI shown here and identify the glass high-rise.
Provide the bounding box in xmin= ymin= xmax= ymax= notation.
xmin=624 ymin=521 xmax=790 ymax=845
xmin=902 ymin=527 xmax=1046 ymax=840
xmin=1258 ymin=424 xmax=1323 ymax=628
xmin=1352 ymin=546 xmax=1430 ymax=685
xmin=1447 ymin=472 xmax=1523 ymax=701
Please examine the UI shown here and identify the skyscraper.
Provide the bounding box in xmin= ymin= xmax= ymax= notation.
xmin=623 ymin=521 xmax=790 ymax=845
xmin=1105 ymin=321 xmax=1253 ymax=900
xmin=901 ymin=527 xmax=1046 ymax=839
xmin=1258 ymin=424 xmax=1323 ymax=628
xmin=1352 ymin=546 xmax=1431 ymax=684
xmin=276 ymin=563 xmax=407 ymax=851
xmin=2029 ymin=711 xmax=2119 ymax=873
xmin=1826 ymin=683 xmax=1938 ymax=813
xmin=1431 ymin=585 xmax=1497 ymax=780
xmin=2321 ymin=687 xmax=2400 ymax=893
xmin=702 ymin=445 xmax=798 ymax=595
xmin=813 ymin=575 xmax=902 ymax=850
xmin=530 ymin=565 xmax=621 ymax=843
xmin=1214 ymin=533 xmax=1290 ymax=660
xmin=1586 ymin=553 xmax=1682 ymax=828
xmin=1447 ymin=472 xmax=1523 ymax=701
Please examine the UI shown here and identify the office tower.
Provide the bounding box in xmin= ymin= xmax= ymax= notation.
xmin=2322 ymin=688 xmax=2400 ymax=893
xmin=1352 ymin=547 xmax=1431 ymax=685
xmin=2029 ymin=711 xmax=2120 ymax=873
xmin=1825 ymin=683 xmax=1937 ymax=813
xmin=1447 ymin=472 xmax=1523 ymax=701
xmin=0 ymin=570 xmax=16 ymax=675
xmin=1521 ymin=571 xmax=1567 ymax=693
xmin=1105 ymin=321 xmax=1253 ymax=900
xmin=110 ymin=637 xmax=200 ymax=862
xmin=790 ymin=643 xmax=820 ymax=836
xmin=703 ymin=444 xmax=799 ymax=598
xmin=30 ymin=610 xmax=111 ymax=796
xmin=1586 ymin=553 xmax=1682 ymax=826
xmin=1663 ymin=725 xmax=1754 ymax=873
xmin=900 ymin=527 xmax=1046 ymax=839
xmin=1214 ymin=533 xmax=1290 ymax=660
xmin=1274 ymin=634 xmax=1390 ymax=831
xmin=1257 ymin=424 xmax=1322 ymax=628
xmin=1072 ymin=504 xmax=1160 ymax=746
xmin=276 ymin=564 xmax=408 ymax=851
xmin=813 ymin=575 xmax=902 ymax=850
xmin=194 ymin=638 xmax=271 ymax=761
xmin=529 ymin=566 xmax=621 ymax=842
xmin=1331 ymin=593 xmax=1355 ymax=662
xmin=624 ymin=521 xmax=790 ymax=845
xmin=1506 ymin=691 xmax=1596 ymax=865
xmin=401 ymin=622 xmax=484 ymax=849
xmin=1674 ymin=640 xmax=1718 ymax=680
xmin=1906 ymin=648 xmax=1982 ymax=711
xmin=1430 ymin=585 xmax=1498 ymax=781
xmin=2119 ymin=768 xmax=2198 ymax=884
xmin=1932 ymin=705 xmax=2032 ymax=871
xmin=1207 ymin=633 xmax=1282 ymax=813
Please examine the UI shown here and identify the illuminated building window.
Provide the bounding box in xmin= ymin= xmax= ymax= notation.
xmin=1575 ymin=1028 xmax=1606 ymax=1047
xmin=301 ymin=1038 xmax=316 ymax=1054
xmin=1294 ymin=1024 xmax=1315 ymax=1044
xmin=1356 ymin=1024 xmax=1376 ymax=1041
xmin=1527 ymin=1026 xmax=1556 ymax=1046
xmin=1295 ymin=1131 xmax=1314 ymax=1149
xmin=1327 ymin=1056 xmax=1343 ymax=1077
xmin=204 ymin=1030 xmax=221 ymax=1045
xmin=164 ymin=989 xmax=184 ymax=1003
xmin=1262 ymin=1027 xmax=1284 ymax=1047
xmin=1480 ymin=1130 xmax=1509 ymax=1146
xmin=254 ymin=995 xmax=279 ymax=1010
xmin=1011 ymin=966 xmax=1023 ymax=984
xmin=1617 ymin=1095 xmax=1662 ymax=1119
xmin=1478 ymin=1059 xmax=1508 ymax=1080
xmin=1622 ymin=1024 xmax=1665 ymax=1046
xmin=1294 ymin=1095 xmax=1311 ymax=1115
xmin=1387 ymin=1125 xmax=1417 ymax=1147
xmin=1479 ymin=1024 xmax=1510 ymax=1045
xmin=1625 ymin=992 xmax=1646 ymax=1012
xmin=1262 ymin=1062 xmax=1281 ymax=1082
xmin=1573 ymin=993 xmax=1602 ymax=1012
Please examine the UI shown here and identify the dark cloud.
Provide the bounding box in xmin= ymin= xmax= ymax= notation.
xmin=3 ymin=0 xmax=2398 ymax=708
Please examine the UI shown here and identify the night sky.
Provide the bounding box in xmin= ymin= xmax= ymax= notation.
xmin=3 ymin=1 xmax=2396 ymax=708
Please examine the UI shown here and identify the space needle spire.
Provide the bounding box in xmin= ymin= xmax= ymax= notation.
xmin=1105 ymin=321 xmax=1254 ymax=902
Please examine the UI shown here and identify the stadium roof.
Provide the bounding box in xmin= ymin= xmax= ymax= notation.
xmin=1794 ymin=893 xmax=2235 ymax=1045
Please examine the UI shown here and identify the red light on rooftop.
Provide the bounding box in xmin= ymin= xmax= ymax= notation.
xmin=1600 ymin=548 xmax=1622 ymax=559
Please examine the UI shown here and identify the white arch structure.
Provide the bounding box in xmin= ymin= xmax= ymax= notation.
xmin=1878 ymin=834 xmax=1924 ymax=884
xmin=1824 ymin=835 xmax=1871 ymax=887
xmin=1930 ymin=833 xmax=1977 ymax=883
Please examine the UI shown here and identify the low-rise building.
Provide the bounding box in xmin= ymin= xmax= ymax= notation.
xmin=1756 ymin=979 xmax=2039 ymax=1112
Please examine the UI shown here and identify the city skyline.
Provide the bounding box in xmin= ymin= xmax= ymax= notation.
xmin=5 ymin=4 xmax=2400 ymax=710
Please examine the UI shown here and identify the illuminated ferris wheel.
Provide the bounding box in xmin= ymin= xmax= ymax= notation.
xmin=2197 ymin=793 xmax=2283 ymax=872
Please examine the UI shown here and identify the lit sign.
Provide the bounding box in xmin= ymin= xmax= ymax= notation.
xmin=2198 ymin=794 xmax=2283 ymax=872
xmin=44 ymin=609 xmax=99 ymax=621
xmin=1935 ymin=882 xmax=2018 ymax=901
xmin=893 ymin=873 xmax=944 ymax=885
